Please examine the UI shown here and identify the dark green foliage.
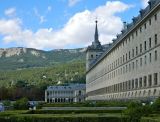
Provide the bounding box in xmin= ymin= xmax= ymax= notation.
xmin=152 ymin=97 xmax=160 ymax=112
xmin=0 ymin=110 xmax=128 ymax=122
xmin=2 ymin=100 xmax=11 ymax=106
xmin=0 ymin=61 xmax=85 ymax=100
xmin=124 ymin=101 xmax=153 ymax=122
xmin=40 ymin=101 xmax=129 ymax=108
xmin=26 ymin=109 xmax=122 ymax=114
xmin=0 ymin=115 xmax=128 ymax=122
xmin=0 ymin=61 xmax=85 ymax=87
xmin=13 ymin=97 xmax=29 ymax=110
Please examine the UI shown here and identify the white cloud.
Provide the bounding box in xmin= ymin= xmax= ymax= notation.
xmin=5 ymin=8 xmax=16 ymax=17
xmin=47 ymin=6 xmax=52 ymax=12
xmin=0 ymin=1 xmax=132 ymax=50
xmin=141 ymin=0 xmax=149 ymax=8
xmin=68 ymin=0 xmax=82 ymax=7
xmin=34 ymin=8 xmax=47 ymax=24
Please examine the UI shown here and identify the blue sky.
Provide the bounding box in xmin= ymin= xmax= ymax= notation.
xmin=0 ymin=0 xmax=149 ymax=50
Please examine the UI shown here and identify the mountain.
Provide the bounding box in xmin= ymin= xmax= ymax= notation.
xmin=0 ymin=47 xmax=86 ymax=70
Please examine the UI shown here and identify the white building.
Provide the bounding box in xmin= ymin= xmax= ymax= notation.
xmin=45 ymin=84 xmax=86 ymax=103
xmin=86 ymin=0 xmax=160 ymax=101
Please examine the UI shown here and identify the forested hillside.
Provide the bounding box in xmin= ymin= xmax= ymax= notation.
xmin=0 ymin=61 xmax=85 ymax=100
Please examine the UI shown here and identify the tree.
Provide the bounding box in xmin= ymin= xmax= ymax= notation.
xmin=124 ymin=101 xmax=153 ymax=122
xmin=13 ymin=97 xmax=29 ymax=110
xmin=152 ymin=97 xmax=160 ymax=112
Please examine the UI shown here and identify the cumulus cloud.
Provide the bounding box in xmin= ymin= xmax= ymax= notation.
xmin=0 ymin=1 xmax=132 ymax=50
xmin=68 ymin=0 xmax=82 ymax=7
xmin=5 ymin=8 xmax=16 ymax=17
xmin=34 ymin=8 xmax=47 ymax=24
xmin=47 ymin=6 xmax=52 ymax=12
xmin=141 ymin=0 xmax=149 ymax=8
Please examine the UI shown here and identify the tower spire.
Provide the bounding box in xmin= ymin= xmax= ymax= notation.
xmin=94 ymin=20 xmax=99 ymax=42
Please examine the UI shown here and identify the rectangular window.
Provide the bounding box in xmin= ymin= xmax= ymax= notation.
xmin=149 ymin=53 xmax=152 ymax=63
xmin=129 ymin=51 xmax=131 ymax=59
xmin=144 ymin=41 xmax=147 ymax=51
xmin=132 ymin=34 xmax=134 ymax=39
xmin=126 ymin=53 xmax=127 ymax=61
xmin=136 ymin=30 xmax=138 ymax=36
xmin=123 ymin=66 xmax=125 ymax=74
xmin=149 ymin=19 xmax=151 ymax=25
xmin=132 ymin=62 xmax=134 ymax=70
xmin=140 ymin=44 xmax=142 ymax=53
xmin=132 ymin=49 xmax=134 ymax=57
xmin=136 ymin=46 xmax=138 ymax=55
xmin=155 ymin=14 xmax=157 ymax=21
xmin=118 ymin=58 xmax=119 ymax=66
xmin=132 ymin=80 xmax=134 ymax=89
xmin=135 ymin=79 xmax=138 ymax=88
xmin=120 ymin=57 xmax=122 ymax=64
xmin=144 ymin=23 xmax=147 ymax=29
xmin=155 ymin=34 xmax=157 ymax=45
xmin=136 ymin=60 xmax=138 ymax=69
xmin=129 ymin=63 xmax=131 ymax=72
xmin=140 ymin=27 xmax=142 ymax=33
xmin=126 ymin=65 xmax=128 ymax=73
xmin=139 ymin=77 xmax=142 ymax=88
xmin=145 ymin=55 xmax=147 ymax=65
xmin=128 ymin=80 xmax=131 ymax=90
xmin=123 ymin=55 xmax=125 ymax=63
xmin=140 ymin=58 xmax=142 ymax=66
xmin=154 ymin=73 xmax=158 ymax=85
xmin=148 ymin=74 xmax=152 ymax=87
xmin=123 ymin=82 xmax=125 ymax=90
xmin=144 ymin=76 xmax=147 ymax=87
xmin=155 ymin=50 xmax=157 ymax=61
xmin=149 ymin=38 xmax=151 ymax=48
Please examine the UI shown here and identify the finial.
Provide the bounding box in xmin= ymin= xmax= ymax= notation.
xmin=95 ymin=17 xmax=98 ymax=24
xmin=94 ymin=18 xmax=99 ymax=42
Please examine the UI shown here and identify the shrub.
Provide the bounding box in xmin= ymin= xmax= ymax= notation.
xmin=152 ymin=97 xmax=160 ymax=112
xmin=13 ymin=97 xmax=29 ymax=110
xmin=26 ymin=109 xmax=122 ymax=114
xmin=124 ymin=101 xmax=153 ymax=122
xmin=3 ymin=100 xmax=11 ymax=106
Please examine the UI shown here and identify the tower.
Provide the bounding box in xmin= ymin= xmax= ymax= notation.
xmin=86 ymin=20 xmax=104 ymax=71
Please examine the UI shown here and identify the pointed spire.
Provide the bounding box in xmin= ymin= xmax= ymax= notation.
xmin=94 ymin=20 xmax=99 ymax=42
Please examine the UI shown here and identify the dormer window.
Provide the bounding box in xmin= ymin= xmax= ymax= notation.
xmin=155 ymin=14 xmax=157 ymax=21
xmin=149 ymin=19 xmax=151 ymax=25
xmin=91 ymin=55 xmax=93 ymax=58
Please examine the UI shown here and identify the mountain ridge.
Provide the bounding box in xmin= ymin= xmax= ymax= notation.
xmin=0 ymin=47 xmax=86 ymax=70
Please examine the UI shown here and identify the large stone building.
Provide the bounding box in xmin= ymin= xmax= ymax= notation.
xmin=45 ymin=84 xmax=86 ymax=103
xmin=86 ymin=0 xmax=160 ymax=101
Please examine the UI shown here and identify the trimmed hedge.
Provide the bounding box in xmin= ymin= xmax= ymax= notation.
xmin=26 ymin=109 xmax=122 ymax=114
xmin=0 ymin=114 xmax=128 ymax=122
xmin=40 ymin=101 xmax=129 ymax=108
xmin=141 ymin=117 xmax=160 ymax=122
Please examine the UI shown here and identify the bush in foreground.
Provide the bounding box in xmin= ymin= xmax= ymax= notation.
xmin=124 ymin=101 xmax=153 ymax=122
xmin=13 ymin=97 xmax=29 ymax=110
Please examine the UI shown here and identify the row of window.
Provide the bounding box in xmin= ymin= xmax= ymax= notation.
xmin=47 ymin=90 xmax=74 ymax=95
xmin=88 ymin=48 xmax=158 ymax=84
xmin=107 ymin=50 xmax=158 ymax=80
xmin=89 ymin=89 xmax=158 ymax=99
xmin=108 ymin=34 xmax=158 ymax=72
xmin=109 ymin=13 xmax=158 ymax=56
xmin=88 ymin=73 xmax=159 ymax=96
